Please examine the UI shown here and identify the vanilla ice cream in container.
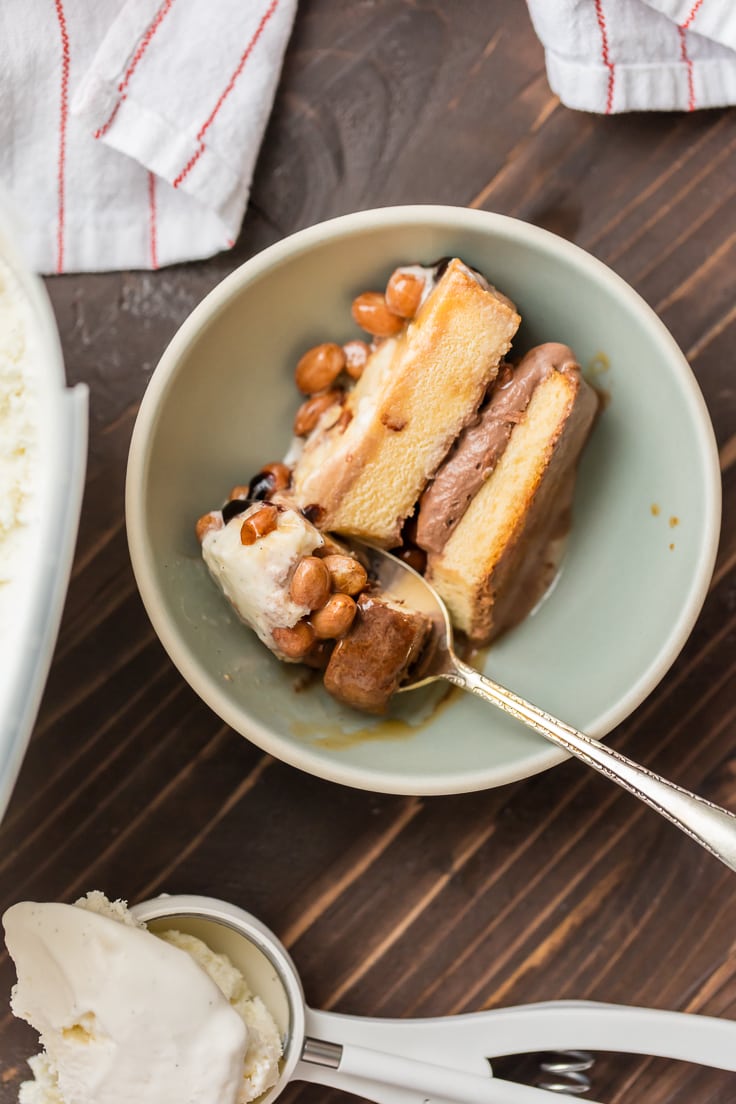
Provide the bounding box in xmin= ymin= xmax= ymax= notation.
xmin=0 ymin=200 xmax=87 ymax=821
xmin=0 ymin=260 xmax=39 ymax=619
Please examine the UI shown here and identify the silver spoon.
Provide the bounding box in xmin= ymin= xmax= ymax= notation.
xmin=353 ymin=541 xmax=736 ymax=874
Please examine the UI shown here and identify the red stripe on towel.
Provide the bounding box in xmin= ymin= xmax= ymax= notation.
xmin=95 ymin=0 xmax=176 ymax=139
xmin=682 ymin=0 xmax=705 ymax=30
xmin=594 ymin=0 xmax=616 ymax=115
xmin=54 ymin=0 xmax=71 ymax=273
xmin=148 ymin=172 xmax=159 ymax=270
xmin=678 ymin=26 xmax=696 ymax=111
xmin=172 ymin=0 xmax=279 ymax=189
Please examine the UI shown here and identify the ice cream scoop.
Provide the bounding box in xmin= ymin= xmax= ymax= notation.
xmin=130 ymin=894 xmax=736 ymax=1104
xmin=350 ymin=541 xmax=736 ymax=875
xmin=8 ymin=892 xmax=736 ymax=1104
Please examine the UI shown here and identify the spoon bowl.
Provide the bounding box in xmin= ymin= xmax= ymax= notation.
xmin=351 ymin=540 xmax=736 ymax=875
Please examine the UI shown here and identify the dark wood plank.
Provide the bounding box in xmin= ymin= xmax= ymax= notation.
xmin=2 ymin=2 xmax=735 ymax=1102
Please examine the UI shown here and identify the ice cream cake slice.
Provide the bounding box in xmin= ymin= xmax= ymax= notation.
xmin=291 ymin=259 xmax=520 ymax=547
xmin=424 ymin=344 xmax=598 ymax=643
xmin=196 ymin=265 xmax=600 ymax=716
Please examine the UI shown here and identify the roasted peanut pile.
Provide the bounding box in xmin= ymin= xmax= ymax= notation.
xmin=274 ymin=550 xmax=368 ymax=658
xmin=291 ymin=266 xmax=427 ymax=439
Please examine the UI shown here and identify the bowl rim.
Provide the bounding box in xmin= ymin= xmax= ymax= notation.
xmin=126 ymin=204 xmax=721 ymax=795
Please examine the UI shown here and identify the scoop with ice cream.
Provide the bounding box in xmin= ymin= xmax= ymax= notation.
xmin=9 ymin=893 xmax=736 ymax=1104
xmin=3 ymin=892 xmax=282 ymax=1104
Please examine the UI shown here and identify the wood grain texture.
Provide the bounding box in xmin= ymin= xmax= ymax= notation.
xmin=2 ymin=1 xmax=736 ymax=1101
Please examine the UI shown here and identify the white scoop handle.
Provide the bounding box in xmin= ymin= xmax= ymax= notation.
xmin=468 ymin=1000 xmax=736 ymax=1069
xmin=295 ymin=1000 xmax=736 ymax=1103
xmin=296 ymin=1063 xmax=477 ymax=1104
xmin=299 ymin=1008 xmax=584 ymax=1104
xmin=305 ymin=1000 xmax=736 ymax=1070
xmin=128 ymin=900 xmax=736 ymax=1101
xmin=296 ymin=1042 xmax=582 ymax=1104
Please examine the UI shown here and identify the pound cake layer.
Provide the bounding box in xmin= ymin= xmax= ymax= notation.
xmin=292 ymin=259 xmax=520 ymax=547
xmin=428 ymin=369 xmax=598 ymax=642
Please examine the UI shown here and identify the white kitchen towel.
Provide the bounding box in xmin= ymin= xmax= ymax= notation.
xmin=0 ymin=0 xmax=297 ymax=274
xmin=527 ymin=0 xmax=736 ymax=114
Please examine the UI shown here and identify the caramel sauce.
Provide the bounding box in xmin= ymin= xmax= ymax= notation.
xmin=289 ymin=640 xmax=500 ymax=750
xmin=649 ymin=506 xmax=681 ymax=550
xmin=585 ymin=352 xmax=611 ymax=411
xmin=586 ymin=351 xmax=610 ymax=378
xmin=291 ymin=682 xmax=460 ymax=749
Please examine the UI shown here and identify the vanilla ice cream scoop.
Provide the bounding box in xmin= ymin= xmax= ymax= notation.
xmin=3 ymin=900 xmax=249 ymax=1104
xmin=201 ymin=504 xmax=323 ymax=660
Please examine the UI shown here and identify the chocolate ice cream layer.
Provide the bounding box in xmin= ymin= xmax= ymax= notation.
xmin=416 ymin=343 xmax=580 ymax=554
xmin=323 ymin=594 xmax=431 ymax=713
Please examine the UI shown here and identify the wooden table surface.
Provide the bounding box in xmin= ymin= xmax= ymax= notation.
xmin=2 ymin=2 xmax=736 ymax=1101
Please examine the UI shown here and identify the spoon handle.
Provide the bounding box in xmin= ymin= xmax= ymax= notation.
xmin=447 ymin=658 xmax=736 ymax=873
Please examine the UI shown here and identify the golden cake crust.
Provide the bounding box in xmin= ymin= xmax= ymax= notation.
xmin=292 ymin=259 xmax=520 ymax=547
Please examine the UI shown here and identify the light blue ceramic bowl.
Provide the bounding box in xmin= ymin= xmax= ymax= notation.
xmin=126 ymin=206 xmax=720 ymax=795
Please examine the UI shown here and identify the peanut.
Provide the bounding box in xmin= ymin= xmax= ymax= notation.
xmin=195 ymin=512 xmax=223 ymax=543
xmin=260 ymin=462 xmax=291 ymax=491
xmin=290 ymin=556 xmax=331 ymax=610
xmin=322 ymin=554 xmax=368 ymax=597
xmin=351 ymin=292 xmax=404 ymax=337
xmin=228 ymin=485 xmax=251 ymax=501
xmin=385 ymin=269 xmax=424 ymax=318
xmin=293 ymin=389 xmax=342 ymax=436
xmin=240 ymin=504 xmax=278 ymax=545
xmin=245 ymin=462 xmax=291 ymax=503
xmin=343 ymin=339 xmax=370 ymax=380
xmin=301 ymin=639 xmax=332 ymax=670
xmin=272 ymin=620 xmax=315 ymax=659
xmin=295 ymin=342 xmax=346 ymax=394
xmin=311 ymin=593 xmax=357 ymax=639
